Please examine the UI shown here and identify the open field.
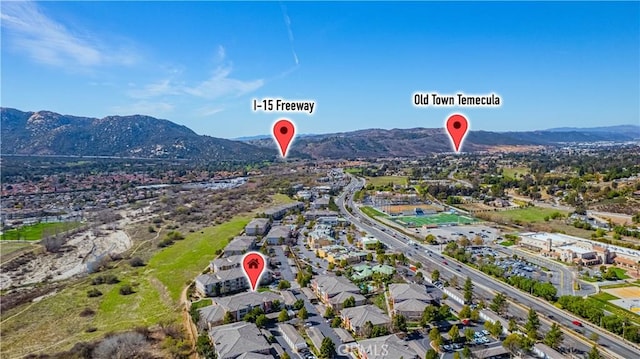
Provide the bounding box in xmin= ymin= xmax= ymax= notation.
xmin=480 ymin=207 xmax=569 ymax=223
xmin=0 ymin=242 xmax=35 ymax=264
xmin=392 ymin=213 xmax=477 ymax=227
xmin=382 ymin=204 xmax=442 ymax=214
xmin=360 ymin=206 xmax=388 ymax=218
xmin=0 ymin=215 xmax=251 ymax=358
xmin=270 ymin=193 xmax=297 ymax=205
xmin=591 ymin=285 xmax=640 ymax=323
xmin=364 ymin=176 xmax=407 ymax=187
xmin=604 ymin=286 xmax=640 ymax=300
xmin=502 ymin=167 xmax=530 ymax=178
xmin=1 ymin=221 xmax=82 ymax=241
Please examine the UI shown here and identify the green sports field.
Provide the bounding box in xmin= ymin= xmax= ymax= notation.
xmin=392 ymin=213 xmax=477 ymax=226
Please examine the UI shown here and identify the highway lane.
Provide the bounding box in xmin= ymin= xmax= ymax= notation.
xmin=337 ymin=176 xmax=638 ymax=359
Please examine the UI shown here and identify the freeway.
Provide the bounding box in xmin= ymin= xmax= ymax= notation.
xmin=338 ymin=176 xmax=638 ymax=359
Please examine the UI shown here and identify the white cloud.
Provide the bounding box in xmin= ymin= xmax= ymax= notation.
xmin=111 ymin=101 xmax=174 ymax=117
xmin=216 ymin=45 xmax=226 ymax=63
xmin=0 ymin=1 xmax=137 ymax=68
xmin=197 ymin=106 xmax=225 ymax=117
xmin=279 ymin=3 xmax=299 ymax=66
xmin=184 ymin=65 xmax=264 ymax=99
xmin=127 ymin=79 xmax=183 ymax=99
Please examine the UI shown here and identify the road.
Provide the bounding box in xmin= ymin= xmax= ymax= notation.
xmin=338 ymin=175 xmax=639 ymax=359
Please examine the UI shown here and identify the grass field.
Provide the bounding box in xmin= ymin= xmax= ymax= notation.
xmin=609 ymin=267 xmax=631 ymax=280
xmin=502 ymin=167 xmax=530 ymax=179
xmin=270 ymin=193 xmax=297 ymax=205
xmin=486 ymin=207 xmax=568 ymax=223
xmin=0 ymin=215 xmax=251 ymax=357
xmin=364 ymin=176 xmax=407 ymax=187
xmin=0 ymin=242 xmax=34 ymax=264
xmin=393 ymin=213 xmax=477 ymax=227
xmin=360 ymin=206 xmax=388 ymax=218
xmin=499 ymin=240 xmax=515 ymax=246
xmin=1 ymin=221 xmax=82 ymax=241
xmin=148 ymin=215 xmax=252 ymax=301
xmin=591 ymin=292 xmax=620 ymax=301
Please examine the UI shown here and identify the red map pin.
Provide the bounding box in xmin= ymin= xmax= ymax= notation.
xmin=242 ymin=252 xmax=266 ymax=291
xmin=446 ymin=114 xmax=469 ymax=153
xmin=273 ymin=119 xmax=295 ymax=158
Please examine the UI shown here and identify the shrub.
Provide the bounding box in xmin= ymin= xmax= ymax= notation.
xmin=85 ymin=326 xmax=98 ymax=333
xmin=87 ymin=289 xmax=103 ymax=298
xmin=119 ymin=285 xmax=134 ymax=295
xmin=129 ymin=257 xmax=145 ymax=267
xmin=80 ymin=307 xmax=96 ymax=317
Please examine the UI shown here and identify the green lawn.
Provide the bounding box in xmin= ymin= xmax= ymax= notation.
xmin=609 ymin=267 xmax=631 ymax=280
xmin=492 ymin=207 xmax=568 ymax=223
xmin=499 ymin=240 xmax=515 ymax=247
xmin=148 ymin=215 xmax=252 ymax=301
xmin=270 ymin=193 xmax=297 ymax=205
xmin=502 ymin=167 xmax=530 ymax=179
xmin=360 ymin=206 xmax=388 ymax=218
xmin=591 ymin=292 xmax=620 ymax=301
xmin=393 ymin=213 xmax=477 ymax=226
xmin=365 ymin=176 xmax=407 ymax=187
xmin=345 ymin=168 xmax=363 ymax=175
xmin=1 ymin=221 xmax=82 ymax=241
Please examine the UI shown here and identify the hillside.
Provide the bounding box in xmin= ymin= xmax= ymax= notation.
xmin=0 ymin=108 xmax=276 ymax=161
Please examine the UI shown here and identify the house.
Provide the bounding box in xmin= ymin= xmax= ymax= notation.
xmin=306 ymin=327 xmax=325 ymax=352
xmin=329 ymin=291 xmax=366 ymax=310
xmin=305 ymin=210 xmax=338 ymax=220
xmin=195 ymin=270 xmax=248 ymax=297
xmin=355 ymin=334 xmax=417 ymax=359
xmin=224 ymin=236 xmax=256 ymax=256
xmin=245 ymin=218 xmax=271 ymax=236
xmin=209 ymin=321 xmax=271 ymax=359
xmin=280 ymin=290 xmax=298 ymax=308
xmin=471 ymin=345 xmax=510 ymax=359
xmin=278 ymin=323 xmax=308 ymax=352
xmin=263 ymin=202 xmax=304 ymax=220
xmin=311 ymin=196 xmax=330 ymax=210
xmin=317 ymin=216 xmax=339 ymax=226
xmin=388 ymin=283 xmax=434 ymax=319
xmin=265 ymin=226 xmax=292 ymax=245
xmin=211 ymin=255 xmax=243 ymax=272
xmin=341 ymin=305 xmax=390 ymax=336
xmin=214 ymin=291 xmax=282 ymax=321
xmin=312 ymin=275 xmax=362 ymax=305
xmin=198 ymin=304 xmax=227 ymax=330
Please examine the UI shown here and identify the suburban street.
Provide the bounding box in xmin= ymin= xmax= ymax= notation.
xmin=337 ymin=175 xmax=639 ymax=359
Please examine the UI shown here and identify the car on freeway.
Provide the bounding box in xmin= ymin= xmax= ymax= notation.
xmin=443 ymin=261 xmax=448 ymax=265
xmin=572 ymin=320 xmax=583 ymax=326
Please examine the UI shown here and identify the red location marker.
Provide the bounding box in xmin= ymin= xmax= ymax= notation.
xmin=242 ymin=252 xmax=266 ymax=291
xmin=446 ymin=114 xmax=469 ymax=152
xmin=273 ymin=119 xmax=295 ymax=157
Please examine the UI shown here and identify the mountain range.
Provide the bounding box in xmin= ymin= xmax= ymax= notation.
xmin=1 ymin=108 xmax=638 ymax=160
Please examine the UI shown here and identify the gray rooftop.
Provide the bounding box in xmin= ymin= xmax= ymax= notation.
xmin=265 ymin=225 xmax=291 ymax=239
xmin=394 ymin=298 xmax=429 ymax=313
xmin=314 ymin=275 xmax=360 ymax=297
xmin=214 ymin=291 xmax=281 ymax=312
xmin=388 ymin=283 xmax=432 ymax=303
xmin=341 ymin=305 xmax=390 ymax=328
xmin=356 ymin=334 xmax=418 ymax=359
xmin=209 ymin=321 xmax=270 ymax=359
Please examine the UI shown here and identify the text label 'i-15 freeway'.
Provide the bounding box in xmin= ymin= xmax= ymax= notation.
xmin=252 ymin=98 xmax=316 ymax=115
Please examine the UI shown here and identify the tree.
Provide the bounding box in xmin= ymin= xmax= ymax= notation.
xmin=589 ymin=332 xmax=599 ymax=343
xmin=278 ymin=280 xmax=291 ymax=290
xmin=464 ymin=328 xmax=474 ymax=343
xmin=525 ymin=308 xmax=540 ymax=339
xmin=281 ymin=353 xmax=291 ymax=359
xmin=544 ymin=323 xmax=564 ymax=349
xmin=255 ymin=314 xmax=268 ymax=328
xmin=502 ymin=333 xmax=523 ymax=355
xmin=129 ymin=257 xmax=145 ymax=267
xmin=508 ymin=318 xmax=518 ymax=333
xmin=392 ymin=314 xmax=407 ymax=332
xmin=490 ymin=292 xmax=508 ymax=315
xmin=319 ymin=337 xmax=336 ymax=359
xmin=459 ymin=305 xmax=471 ymax=319
xmin=588 ymin=344 xmax=602 ymax=359
xmin=278 ymin=309 xmax=290 ymax=322
xmin=425 ymin=349 xmax=438 ymax=359
xmin=223 ymin=311 xmax=235 ymax=324
xmin=119 ymin=285 xmax=134 ymax=295
xmin=432 ymin=269 xmax=440 ymax=282
xmin=461 ymin=346 xmax=472 ymax=359
xmin=366 ymin=253 xmax=373 ymax=261
xmin=343 ymin=296 xmax=356 ymax=308
xmin=429 ymin=327 xmax=442 ymax=346
xmin=470 ymin=309 xmax=480 ymax=322
xmin=450 ymin=276 xmax=459 ymax=287
xmin=453 ymin=353 xmax=461 ymax=359
xmin=196 ymin=333 xmax=214 ymax=358
xmin=486 ymin=321 xmax=503 ymax=338
xmin=463 ymin=276 xmax=474 ymax=304
xmin=362 ymin=321 xmax=374 ymax=338
xmin=331 ymin=317 xmax=342 ymax=328
xmin=324 ymin=306 xmax=335 ymax=318
xmin=293 ymin=299 xmax=305 ymax=310
xmin=448 ymin=325 xmax=460 ymax=342
xmin=422 ymin=306 xmax=439 ymax=326
xmin=298 ymin=307 xmax=308 ymax=321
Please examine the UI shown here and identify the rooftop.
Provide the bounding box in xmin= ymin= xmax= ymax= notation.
xmin=341 ymin=304 xmax=390 ymax=328
xmin=214 ymin=291 xmax=280 ymax=312
xmin=209 ymin=321 xmax=270 ymax=359
xmin=356 ymin=334 xmax=418 ymax=359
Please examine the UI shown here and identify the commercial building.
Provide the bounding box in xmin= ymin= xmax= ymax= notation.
xmin=224 ymin=236 xmax=256 ymax=256
xmin=210 ymin=254 xmax=243 ymax=272
xmin=265 ymin=225 xmax=292 ymax=245
xmin=195 ymin=270 xmax=248 ymax=297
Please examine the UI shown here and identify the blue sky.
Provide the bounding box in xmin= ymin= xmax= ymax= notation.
xmin=2 ymin=1 xmax=639 ymax=138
